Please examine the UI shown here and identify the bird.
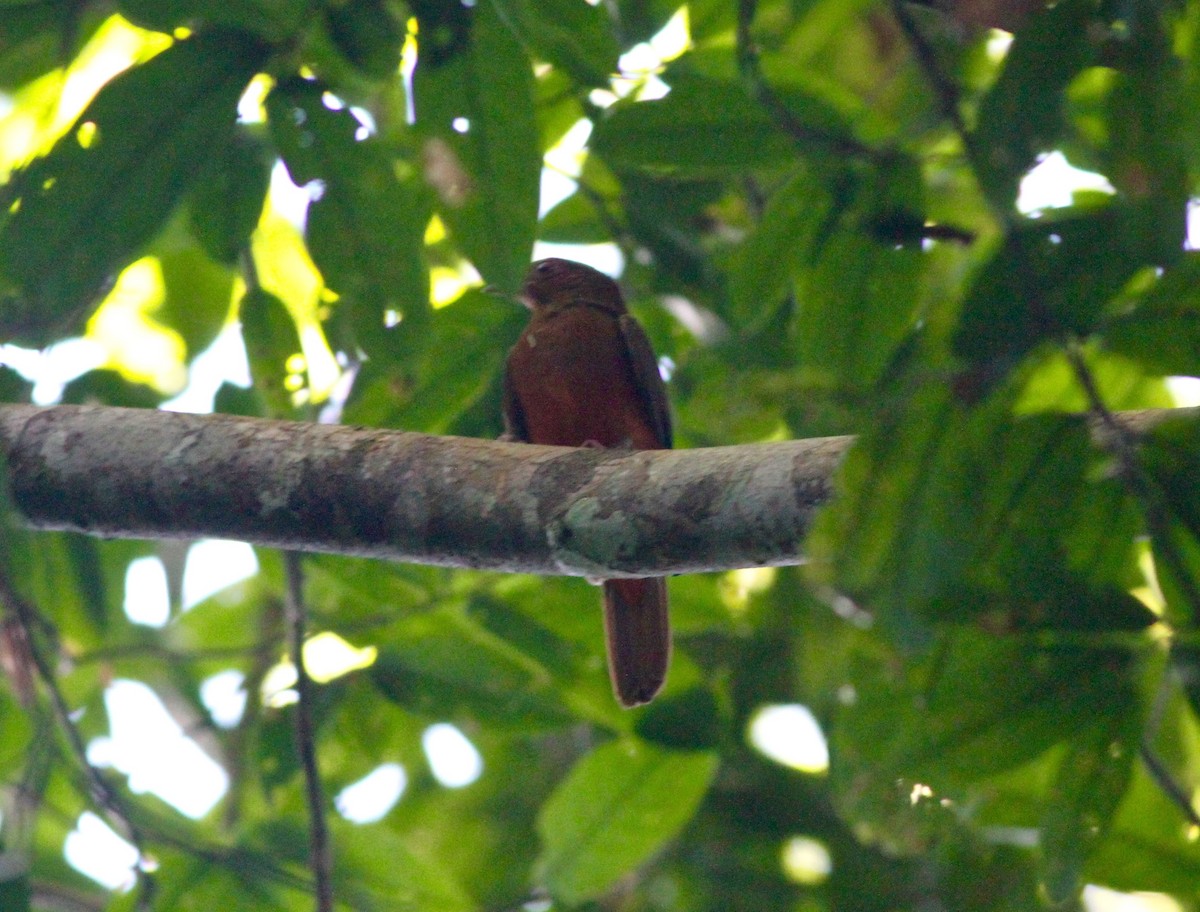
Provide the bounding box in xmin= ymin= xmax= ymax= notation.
xmin=502 ymin=257 xmax=672 ymax=707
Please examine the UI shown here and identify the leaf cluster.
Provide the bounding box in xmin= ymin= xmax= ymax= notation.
xmin=1 ymin=0 xmax=1200 ymax=910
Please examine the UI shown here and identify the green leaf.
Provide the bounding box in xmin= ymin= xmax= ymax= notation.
xmin=1101 ymin=3 xmax=1188 ymax=260
xmin=832 ymin=629 xmax=1140 ymax=861
xmin=954 ymin=205 xmax=1164 ymax=384
xmin=371 ymin=609 xmax=575 ymax=729
xmin=0 ymin=689 xmax=33 ymax=779
xmin=1039 ymin=717 xmax=1137 ymax=904
xmin=1101 ymin=254 xmax=1200 ymax=378
xmin=157 ymin=241 xmax=237 ymax=359
xmin=618 ymin=172 xmax=725 ymax=286
xmin=188 ymin=127 xmax=271 ymax=265
xmin=1171 ymin=642 xmax=1200 ymax=721
xmin=239 ymin=286 xmax=302 ymax=418
xmin=0 ymin=28 xmax=266 ymax=346
xmin=536 ymin=739 xmax=718 ymax=904
xmin=342 ymin=288 xmax=524 ymax=435
xmin=487 ymin=0 xmax=620 ymax=88
xmin=0 ymin=365 xmax=31 ymax=403
xmin=333 ymin=820 xmax=474 ymax=911
xmin=413 ymin=0 xmax=539 ymax=292
xmin=464 ymin=593 xmax=579 ymax=677
xmin=843 ymin=633 xmax=1135 ymax=786
xmin=537 ymin=188 xmax=610 ymax=244
xmin=267 ymin=76 xmax=430 ymax=360
xmin=633 ymin=687 xmax=721 ymax=750
xmin=1139 ymin=415 xmax=1200 ymax=625
xmin=972 ymin=0 xmax=1101 ymax=208
xmin=726 ymin=167 xmax=831 ymax=328
xmin=116 ymin=0 xmax=312 ymax=40
xmin=809 ymin=388 xmax=1146 ymax=637
xmin=1087 ymin=752 xmax=1200 ymax=894
xmin=0 ymin=5 xmax=102 ymax=89
xmin=324 ymin=0 xmax=405 ymax=79
xmin=60 ymin=368 xmax=163 ymax=408
xmin=793 ymin=158 xmax=922 ymax=387
xmin=591 ymin=75 xmax=799 ymax=176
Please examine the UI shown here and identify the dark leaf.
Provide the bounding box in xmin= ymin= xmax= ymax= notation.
xmin=0 ymin=28 xmax=266 ymax=345
xmin=1039 ymin=715 xmax=1138 ymax=904
xmin=1101 ymin=255 xmax=1200 ymax=378
xmin=267 ymin=76 xmax=429 ymax=360
xmin=61 ymin=368 xmax=163 ymax=409
xmin=239 ymin=286 xmax=302 ymax=418
xmin=0 ymin=4 xmax=102 ymax=89
xmin=833 ymin=630 xmax=1138 ymax=853
xmin=156 ymin=241 xmax=237 ymax=359
xmin=793 ymin=158 xmax=923 ymax=388
xmin=413 ymin=0 xmax=539 ymax=292
xmin=591 ymin=75 xmax=799 ymax=176
xmin=488 ymin=0 xmax=620 ymax=88
xmin=189 ymin=127 xmax=271 ymax=265
xmin=116 ymin=0 xmax=312 ymax=40
xmin=325 ymin=0 xmax=404 ymax=79
xmin=727 ymin=167 xmax=832 ymax=328
xmin=972 ymin=0 xmax=1101 ymax=208
xmin=954 ymin=205 xmax=1169 ymax=384
xmin=809 ymin=388 xmax=1145 ymax=637
xmin=633 ymin=686 xmax=721 ymax=750
xmin=342 ymin=288 xmax=523 ymax=434
xmin=1139 ymin=415 xmax=1200 ymax=625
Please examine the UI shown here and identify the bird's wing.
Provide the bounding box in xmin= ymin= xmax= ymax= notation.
xmin=500 ymin=354 xmax=530 ymax=442
xmin=618 ymin=313 xmax=672 ymax=449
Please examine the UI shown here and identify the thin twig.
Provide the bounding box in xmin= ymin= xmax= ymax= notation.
xmin=736 ymin=0 xmax=880 ymax=160
xmin=73 ymin=641 xmax=271 ymax=665
xmin=0 ymin=573 xmax=156 ymax=909
xmin=1139 ymin=743 xmax=1200 ymax=829
xmin=223 ymin=598 xmax=284 ymax=831
xmin=570 ymin=174 xmax=639 ymax=264
xmin=889 ymin=1 xmax=971 ymax=140
xmin=1065 ymin=343 xmax=1200 ymax=619
xmin=1063 ymin=345 xmax=1200 ymax=828
xmin=283 ymin=552 xmax=334 ymax=912
xmin=889 ymin=0 xmax=1009 ymax=226
xmin=6 ymin=773 xmax=317 ymax=895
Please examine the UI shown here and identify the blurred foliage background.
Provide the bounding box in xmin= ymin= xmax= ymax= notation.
xmin=1 ymin=0 xmax=1200 ymax=909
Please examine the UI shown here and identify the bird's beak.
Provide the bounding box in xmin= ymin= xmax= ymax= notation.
xmin=482 ymin=283 xmax=533 ymax=310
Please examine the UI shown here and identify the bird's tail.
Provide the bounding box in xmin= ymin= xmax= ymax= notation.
xmin=601 ymin=578 xmax=670 ymax=707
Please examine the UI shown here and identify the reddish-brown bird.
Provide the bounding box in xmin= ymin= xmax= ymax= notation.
xmin=502 ymin=258 xmax=672 ymax=707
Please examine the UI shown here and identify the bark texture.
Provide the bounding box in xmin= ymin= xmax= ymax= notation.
xmin=0 ymin=404 xmax=1190 ymax=577
xmin=0 ymin=404 xmax=842 ymax=576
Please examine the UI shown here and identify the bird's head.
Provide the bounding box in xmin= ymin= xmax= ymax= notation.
xmin=520 ymin=258 xmax=626 ymax=315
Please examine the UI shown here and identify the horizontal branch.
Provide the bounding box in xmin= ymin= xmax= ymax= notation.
xmin=0 ymin=404 xmax=1190 ymax=578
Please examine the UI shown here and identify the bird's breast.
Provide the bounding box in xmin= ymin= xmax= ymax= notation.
xmin=507 ymin=306 xmax=661 ymax=450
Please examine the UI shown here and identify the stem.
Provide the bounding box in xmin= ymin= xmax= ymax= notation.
xmin=889 ymin=0 xmax=1010 ymax=226
xmin=0 ymin=573 xmax=155 ymax=909
xmin=1066 ymin=343 xmax=1200 ymax=621
xmin=283 ymin=552 xmax=334 ymax=912
xmin=1139 ymin=742 xmax=1200 ymax=829
xmin=736 ymin=0 xmax=879 ymax=160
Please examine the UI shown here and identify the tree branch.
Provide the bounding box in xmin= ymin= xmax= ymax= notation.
xmin=0 ymin=404 xmax=1193 ymax=578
